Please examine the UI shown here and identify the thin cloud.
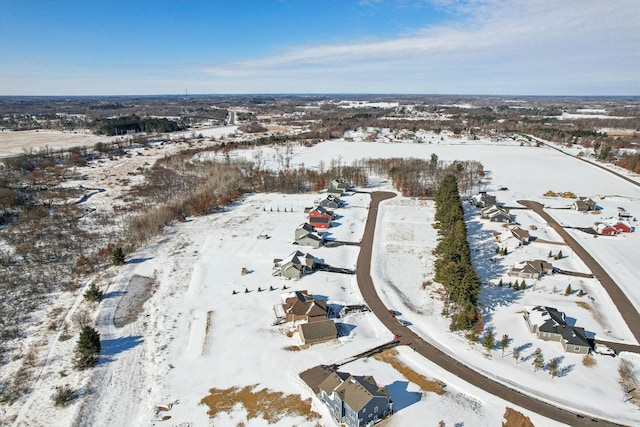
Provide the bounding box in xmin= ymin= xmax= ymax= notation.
xmin=201 ymin=0 xmax=639 ymax=95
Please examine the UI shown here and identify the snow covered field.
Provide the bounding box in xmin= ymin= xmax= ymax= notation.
xmin=10 ymin=134 xmax=640 ymax=426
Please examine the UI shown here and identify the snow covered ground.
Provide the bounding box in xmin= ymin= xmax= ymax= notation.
xmin=9 ymin=134 xmax=640 ymax=426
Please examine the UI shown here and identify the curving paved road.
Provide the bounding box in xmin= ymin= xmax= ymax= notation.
xmin=519 ymin=200 xmax=640 ymax=347
xmin=357 ymin=192 xmax=621 ymax=427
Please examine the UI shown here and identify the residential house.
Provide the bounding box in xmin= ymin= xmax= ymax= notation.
xmin=613 ymin=222 xmax=633 ymax=233
xmin=298 ymin=319 xmax=338 ymax=345
xmin=329 ymin=178 xmax=349 ymax=192
xmin=319 ymin=371 xmax=393 ymax=427
xmin=511 ymin=227 xmax=531 ymax=244
xmin=273 ymin=251 xmax=316 ymax=279
xmin=572 ymin=197 xmax=597 ymax=212
xmin=592 ymin=222 xmax=619 ymax=236
xmin=327 ymin=187 xmax=345 ymax=199
xmin=319 ymin=195 xmax=340 ymax=210
xmin=309 ymin=206 xmax=333 ymax=229
xmin=295 ymin=223 xmax=324 ymax=248
xmin=509 ymin=259 xmax=553 ymax=279
xmin=523 ymin=306 xmax=590 ymax=354
xmin=472 ymin=192 xmax=497 ymax=208
xmin=281 ymin=290 xmax=328 ymax=323
xmin=481 ymin=205 xmax=511 ymax=223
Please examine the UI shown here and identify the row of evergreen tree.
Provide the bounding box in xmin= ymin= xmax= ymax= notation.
xmin=433 ymin=175 xmax=481 ymax=331
xmin=93 ymin=115 xmax=187 ymax=136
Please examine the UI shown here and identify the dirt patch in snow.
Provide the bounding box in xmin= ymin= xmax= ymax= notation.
xmin=113 ymin=274 xmax=155 ymax=328
xmin=200 ymin=385 xmax=321 ymax=424
xmin=502 ymin=407 xmax=535 ymax=426
xmin=374 ymin=349 xmax=446 ymax=395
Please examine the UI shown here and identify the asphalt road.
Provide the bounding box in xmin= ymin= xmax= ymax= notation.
xmin=356 ymin=191 xmax=622 ymax=427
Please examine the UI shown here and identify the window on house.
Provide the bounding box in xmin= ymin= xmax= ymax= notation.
xmin=374 ymin=406 xmax=378 ymax=413
xmin=575 ymin=347 xmax=580 ymax=352
xmin=362 ymin=408 xmax=366 ymax=413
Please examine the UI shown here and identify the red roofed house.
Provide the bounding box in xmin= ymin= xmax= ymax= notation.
xmin=613 ymin=222 xmax=633 ymax=233
xmin=309 ymin=207 xmax=332 ymax=229
xmin=592 ymin=222 xmax=619 ymax=236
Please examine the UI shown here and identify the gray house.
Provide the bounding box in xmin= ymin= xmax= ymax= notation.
xmin=481 ymin=205 xmax=511 ymax=223
xmin=509 ymin=259 xmax=553 ymax=279
xmin=273 ymin=250 xmax=316 ymax=279
xmin=572 ymin=197 xmax=597 ymax=212
xmin=294 ymin=223 xmax=324 ymax=248
xmin=523 ymin=306 xmax=590 ymax=354
xmin=319 ymin=195 xmax=340 ymax=210
xmin=473 ymin=192 xmax=497 ymax=208
xmin=319 ymin=371 xmax=393 ymax=427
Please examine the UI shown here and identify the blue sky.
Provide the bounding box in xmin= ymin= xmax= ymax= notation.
xmin=1 ymin=0 xmax=638 ymax=96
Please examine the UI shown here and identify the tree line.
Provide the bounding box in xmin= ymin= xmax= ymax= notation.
xmin=433 ymin=175 xmax=481 ymax=331
xmin=92 ymin=115 xmax=187 ymax=136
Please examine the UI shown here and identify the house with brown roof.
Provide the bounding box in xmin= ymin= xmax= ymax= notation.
xmin=509 ymin=259 xmax=553 ymax=279
xmin=511 ymin=227 xmax=531 ymax=244
xmin=319 ymin=371 xmax=393 ymax=427
xmin=298 ymin=319 xmax=338 ymax=345
xmin=523 ymin=306 xmax=590 ymax=354
xmin=281 ymin=290 xmax=328 ymax=323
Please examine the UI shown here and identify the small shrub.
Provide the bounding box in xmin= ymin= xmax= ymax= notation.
xmin=565 ymin=284 xmax=572 ymax=296
xmin=582 ymin=354 xmax=596 ymax=367
xmin=52 ymin=385 xmax=75 ymax=407
xmin=112 ymin=247 xmax=125 ymax=266
xmin=83 ymin=283 xmax=103 ymax=302
xmin=73 ymin=326 xmax=101 ymax=370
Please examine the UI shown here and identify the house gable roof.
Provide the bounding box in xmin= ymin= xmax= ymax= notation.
xmin=299 ymin=319 xmax=337 ymax=342
xmin=335 ymin=375 xmax=389 ymax=412
xmin=283 ymin=291 xmax=328 ymax=317
xmin=319 ymin=371 xmax=350 ymax=396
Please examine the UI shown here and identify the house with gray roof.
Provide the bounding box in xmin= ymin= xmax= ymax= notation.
xmin=273 ymin=251 xmax=316 ymax=279
xmin=509 ymin=259 xmax=553 ymax=279
xmin=572 ymin=197 xmax=597 ymax=212
xmin=299 ymin=319 xmax=338 ymax=345
xmin=472 ymin=192 xmax=497 ymax=208
xmin=319 ymin=195 xmax=340 ymax=210
xmin=481 ymin=204 xmax=511 ymax=223
xmin=319 ymin=371 xmax=393 ymax=427
xmin=523 ymin=306 xmax=590 ymax=354
xmin=294 ymin=223 xmax=324 ymax=248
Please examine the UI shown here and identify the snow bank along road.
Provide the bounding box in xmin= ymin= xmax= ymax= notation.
xmin=357 ymin=192 xmax=620 ymax=426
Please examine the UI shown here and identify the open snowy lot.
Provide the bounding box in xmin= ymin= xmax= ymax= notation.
xmin=0 ymin=129 xmax=109 ymax=157
xmin=9 ymin=134 xmax=640 ymax=426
